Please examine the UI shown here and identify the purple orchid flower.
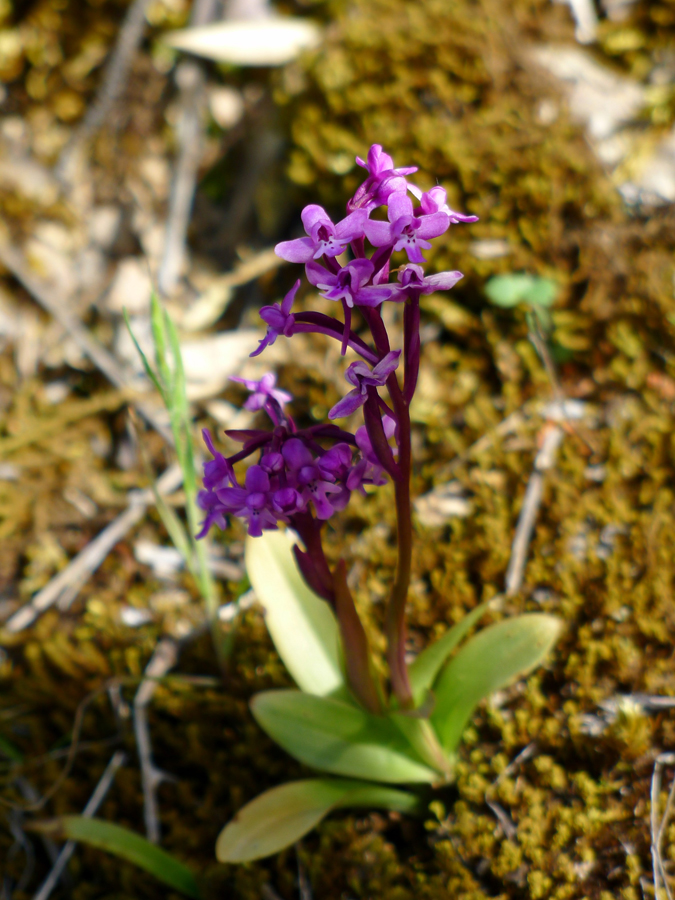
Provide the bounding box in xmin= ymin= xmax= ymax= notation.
xmin=347 ymin=415 xmax=398 ymax=491
xmin=215 ymin=465 xmax=280 ymax=537
xmin=251 ymin=280 xmax=300 ymax=358
xmin=282 ymin=438 xmax=342 ymax=519
xmin=306 ymin=258 xmax=396 ymax=308
xmin=409 ymin=185 xmax=479 ymax=224
xmin=201 ymin=428 xmax=234 ymax=490
xmin=349 ymin=145 xmax=418 ymax=212
xmin=328 ymin=351 xmax=401 ymax=419
xmin=364 ymin=191 xmax=450 ymax=264
xmin=230 ymin=372 xmax=293 ymax=412
xmin=196 ymin=488 xmax=228 ymax=539
xmin=397 ymin=264 xmax=464 ymax=294
xmin=275 ymin=206 xmax=368 ymax=264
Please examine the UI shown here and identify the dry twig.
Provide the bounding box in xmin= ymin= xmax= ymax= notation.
xmin=133 ymin=638 xmax=180 ymax=843
xmin=484 ymin=742 xmax=538 ymax=840
xmin=652 ymin=752 xmax=675 ymax=900
xmin=504 ymin=424 xmax=563 ymax=596
xmin=56 ymin=0 xmax=155 ymax=180
xmin=31 ymin=750 xmax=126 ymax=900
xmin=4 ymin=463 xmax=183 ymax=633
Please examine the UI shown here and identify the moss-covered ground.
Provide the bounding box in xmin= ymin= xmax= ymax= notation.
xmin=2 ymin=0 xmax=675 ymax=896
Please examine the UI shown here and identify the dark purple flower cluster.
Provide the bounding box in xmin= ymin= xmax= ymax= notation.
xmin=198 ymin=144 xmax=476 ymax=603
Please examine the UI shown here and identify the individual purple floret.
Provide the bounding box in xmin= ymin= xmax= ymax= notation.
xmin=306 ymin=258 xmax=396 ymax=308
xmin=230 ymin=372 xmax=292 ymax=412
xmin=275 ymin=206 xmax=368 ymax=263
xmin=409 ymin=184 xmax=479 ymax=224
xmin=364 ymin=191 xmax=449 ymax=264
xmin=251 ymin=279 xmax=300 ymax=358
xmin=349 ymin=144 xmax=418 ymax=213
xmin=329 ymin=351 xmax=401 ymax=419
xmin=397 ymin=264 xmax=464 ymax=294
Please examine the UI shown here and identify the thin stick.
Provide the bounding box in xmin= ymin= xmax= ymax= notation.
xmin=133 ymin=638 xmax=180 ymax=843
xmin=504 ymin=425 xmax=563 ymax=596
xmin=156 ymin=0 xmax=221 ymax=296
xmin=56 ymin=0 xmax=154 ymax=180
xmin=31 ymin=750 xmax=126 ymax=900
xmin=4 ymin=463 xmax=183 ymax=633
xmin=484 ymin=742 xmax=537 ymax=840
xmin=652 ymin=753 xmax=675 ymax=900
xmin=0 ymin=237 xmax=173 ymax=444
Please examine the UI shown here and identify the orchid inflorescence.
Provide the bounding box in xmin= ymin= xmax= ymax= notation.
xmin=198 ymin=144 xmax=477 ymax=712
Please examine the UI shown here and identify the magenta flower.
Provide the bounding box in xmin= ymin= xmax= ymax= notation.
xmin=215 ymin=465 xmax=280 ymax=537
xmin=364 ymin=191 xmax=450 ymax=264
xmin=349 ymin=144 xmax=418 ymax=212
xmin=306 ymin=258 xmax=396 ymax=308
xmin=397 ymin=264 xmax=464 ymax=294
xmin=409 ymin=184 xmax=479 ymax=224
xmin=275 ymin=206 xmax=368 ymax=264
xmin=230 ymin=372 xmax=292 ymax=411
xmin=282 ymin=438 xmax=342 ymax=519
xmin=251 ymin=280 xmax=300 ymax=358
xmin=328 ymin=351 xmax=401 ymax=419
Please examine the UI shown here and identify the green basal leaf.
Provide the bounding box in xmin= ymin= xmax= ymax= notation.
xmin=485 ymin=274 xmax=535 ymax=308
xmin=52 ymin=817 xmax=200 ymax=898
xmin=408 ymin=600 xmax=491 ymax=706
xmin=245 ymin=530 xmax=344 ymax=696
xmin=216 ymin=778 xmax=421 ymax=863
xmin=431 ymin=614 xmax=562 ymax=752
xmin=252 ymin=690 xmax=439 ymax=783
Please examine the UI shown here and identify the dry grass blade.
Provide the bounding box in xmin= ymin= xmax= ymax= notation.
xmin=652 ymin=753 xmax=675 ymax=900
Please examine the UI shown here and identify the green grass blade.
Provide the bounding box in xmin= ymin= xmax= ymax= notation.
xmin=55 ymin=817 xmax=201 ymax=898
xmin=122 ymin=309 xmax=166 ymax=401
xmin=150 ymin=291 xmax=172 ymax=392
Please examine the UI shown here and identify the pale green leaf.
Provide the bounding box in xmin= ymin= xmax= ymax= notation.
xmin=150 ymin=291 xmax=172 ymax=393
xmin=524 ymin=278 xmax=557 ymax=308
xmin=431 ymin=614 xmax=562 ymax=752
xmin=216 ymin=778 xmax=420 ymax=863
xmin=485 ymin=274 xmax=535 ymax=308
xmin=245 ymin=530 xmax=344 ymax=696
xmin=55 ymin=817 xmax=200 ymax=898
xmin=252 ymin=690 xmax=438 ymax=783
xmin=408 ymin=600 xmax=491 ymax=706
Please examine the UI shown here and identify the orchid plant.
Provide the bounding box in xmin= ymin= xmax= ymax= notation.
xmin=199 ymin=146 xmax=562 ymax=862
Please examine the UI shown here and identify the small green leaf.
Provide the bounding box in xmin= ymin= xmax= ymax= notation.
xmin=408 ymin=600 xmax=491 ymax=706
xmin=54 ymin=817 xmax=200 ymax=898
xmin=524 ymin=278 xmax=557 ymax=308
xmin=431 ymin=614 xmax=562 ymax=752
xmin=245 ymin=530 xmax=344 ymax=696
xmin=485 ymin=274 xmax=558 ymax=311
xmin=251 ymin=690 xmax=438 ymax=783
xmin=485 ymin=274 xmax=536 ymax=308
xmin=216 ymin=778 xmax=421 ymax=863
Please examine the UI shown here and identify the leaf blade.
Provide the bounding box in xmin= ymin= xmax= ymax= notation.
xmin=216 ymin=778 xmax=420 ymax=863
xmin=55 ymin=817 xmax=200 ymax=898
xmin=245 ymin=530 xmax=344 ymax=696
xmin=431 ymin=614 xmax=562 ymax=752
xmin=408 ymin=600 xmax=491 ymax=705
xmin=252 ymin=690 xmax=438 ymax=784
